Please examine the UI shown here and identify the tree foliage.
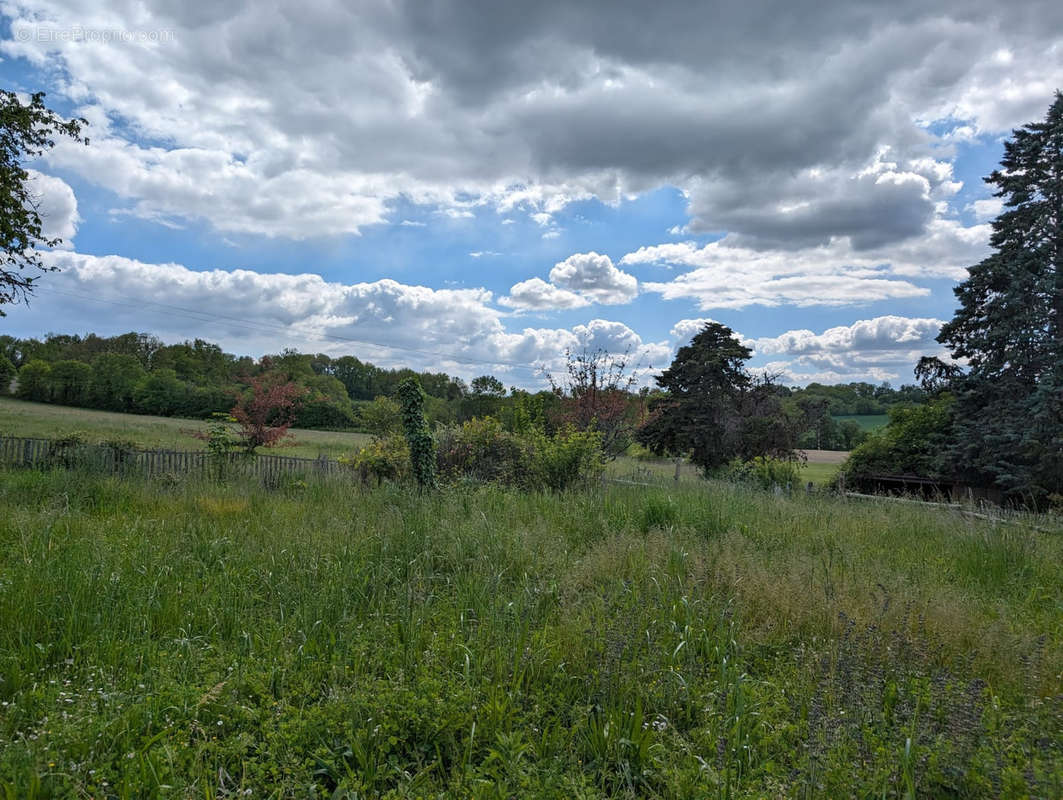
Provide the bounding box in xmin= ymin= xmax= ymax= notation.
xmin=547 ymin=348 xmax=640 ymax=459
xmin=230 ymin=376 xmax=306 ymax=454
xmin=0 ymin=91 xmax=87 ymax=313
xmin=636 ymin=322 xmax=796 ymax=472
xmin=398 ymin=377 xmax=436 ymax=490
xmin=936 ymin=91 xmax=1063 ymax=503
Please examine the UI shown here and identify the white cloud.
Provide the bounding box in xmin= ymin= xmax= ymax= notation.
xmin=967 ymin=197 xmax=1004 ymax=221
xmin=19 ymin=250 xmax=664 ymax=386
xmin=670 ymin=318 xmax=721 ymax=344
xmin=752 ymin=316 xmax=943 ymax=357
xmin=629 ymin=237 xmax=929 ymax=310
xmin=0 ymin=0 xmax=1058 ymax=243
xmin=548 ymin=251 xmax=638 ymax=305
xmin=502 ymin=251 xmax=638 ymax=310
xmin=749 ymin=315 xmax=947 ymax=385
xmin=25 ymin=170 xmax=80 ymax=245
xmin=501 ymin=277 xmax=589 ymax=310
xmin=624 ymin=213 xmax=993 ymax=310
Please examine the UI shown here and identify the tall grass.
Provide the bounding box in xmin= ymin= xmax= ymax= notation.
xmin=0 ymin=466 xmax=1059 ymax=797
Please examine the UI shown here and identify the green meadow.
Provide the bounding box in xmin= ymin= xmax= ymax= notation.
xmin=0 ymin=465 xmax=1059 ymax=798
xmin=0 ymin=397 xmax=370 ymax=460
xmin=833 ymin=414 xmax=891 ymax=432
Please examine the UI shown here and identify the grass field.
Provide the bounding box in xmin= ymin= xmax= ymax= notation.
xmin=608 ymin=451 xmax=843 ymax=488
xmin=0 ymin=397 xmax=370 ymax=459
xmin=1 ymin=466 xmax=1059 ymax=797
xmin=834 ymin=413 xmax=890 ymax=431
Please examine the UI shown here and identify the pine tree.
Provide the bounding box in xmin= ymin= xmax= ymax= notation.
xmin=937 ymin=91 xmax=1063 ymax=503
xmin=636 ymin=322 xmax=795 ymax=472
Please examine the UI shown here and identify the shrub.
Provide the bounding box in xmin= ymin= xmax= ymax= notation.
xmin=339 ymin=434 xmax=410 ymax=486
xmin=526 ymin=426 xmax=604 ymax=492
xmin=841 ymin=395 xmax=955 ymax=481
xmin=717 ymin=455 xmax=802 ymax=490
xmin=435 ymin=417 xmax=532 ymax=486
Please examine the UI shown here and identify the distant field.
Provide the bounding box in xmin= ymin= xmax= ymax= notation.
xmin=610 ymin=449 xmax=845 ymax=487
xmin=0 ymin=397 xmax=371 ymax=459
xmin=834 ymin=413 xmax=889 ymax=431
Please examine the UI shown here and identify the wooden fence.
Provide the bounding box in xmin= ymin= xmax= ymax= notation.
xmin=0 ymin=435 xmax=342 ymax=481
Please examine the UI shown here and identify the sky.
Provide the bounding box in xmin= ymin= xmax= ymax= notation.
xmin=1 ymin=0 xmax=1061 ymax=389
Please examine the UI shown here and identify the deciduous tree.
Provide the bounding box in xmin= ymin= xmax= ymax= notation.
xmin=231 ymin=376 xmax=306 ymax=453
xmin=0 ymin=91 xmax=87 ymax=313
xmin=547 ymin=348 xmax=639 ymax=459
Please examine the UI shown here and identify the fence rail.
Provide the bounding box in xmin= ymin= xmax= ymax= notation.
xmin=0 ymin=435 xmax=342 ymax=481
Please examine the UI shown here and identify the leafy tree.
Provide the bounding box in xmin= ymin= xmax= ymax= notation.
xmin=398 ymin=377 xmax=436 ymax=490
xmin=470 ymin=375 xmax=506 ymax=397
xmin=15 ymin=358 xmax=51 ymax=401
xmin=0 ymin=91 xmax=87 ymax=313
xmin=0 ymin=354 xmax=15 ymax=394
xmin=360 ymin=395 xmax=402 ymax=436
xmin=547 ymin=348 xmax=640 ymax=459
xmin=841 ymin=395 xmax=956 ymax=482
xmin=133 ymin=369 xmax=188 ymax=416
xmin=230 ymin=376 xmax=307 ymax=454
xmin=637 ymin=322 xmax=796 ymax=472
xmin=47 ymin=359 xmax=92 ymax=405
xmin=936 ymin=91 xmax=1063 ymax=503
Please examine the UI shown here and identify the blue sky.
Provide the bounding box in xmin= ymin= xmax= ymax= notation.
xmin=1 ymin=0 xmax=1061 ymax=388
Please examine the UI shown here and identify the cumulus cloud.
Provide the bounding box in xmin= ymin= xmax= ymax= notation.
xmin=25 ymin=170 xmax=80 ymax=245
xmin=752 ymin=316 xmax=943 ymax=356
xmin=0 ymin=0 xmax=1059 ymax=243
xmin=627 ymin=237 xmax=929 ymax=310
xmin=20 ymin=250 xmax=667 ymax=385
xmin=750 ymin=315 xmax=947 ymax=384
xmin=548 ymin=252 xmax=637 ymax=305
xmin=501 ymin=277 xmax=589 ymax=310
xmin=503 ymin=251 xmax=638 ymax=309
xmin=622 ymin=214 xmax=993 ymax=310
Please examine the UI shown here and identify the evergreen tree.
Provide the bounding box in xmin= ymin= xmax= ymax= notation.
xmin=937 ymin=91 xmax=1063 ymax=503
xmin=636 ymin=322 xmax=795 ymax=472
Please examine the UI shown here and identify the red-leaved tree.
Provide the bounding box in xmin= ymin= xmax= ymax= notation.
xmin=231 ymin=376 xmax=307 ymax=453
xmin=547 ymin=347 xmax=642 ymax=459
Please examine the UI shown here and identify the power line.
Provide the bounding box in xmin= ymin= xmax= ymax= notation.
xmin=34 ymin=286 xmax=551 ymax=377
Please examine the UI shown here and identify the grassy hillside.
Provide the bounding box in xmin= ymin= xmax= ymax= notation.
xmin=0 ymin=397 xmax=370 ymax=459
xmin=1 ymin=467 xmax=1058 ymax=797
xmin=834 ymin=413 xmax=890 ymax=431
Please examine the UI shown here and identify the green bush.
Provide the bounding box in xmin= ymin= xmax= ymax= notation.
xmin=526 ymin=426 xmax=604 ymax=492
xmin=717 ymin=455 xmax=802 ymax=490
xmin=436 ymin=416 xmax=532 ymax=486
xmin=339 ymin=434 xmax=410 ymax=486
xmin=841 ymin=394 xmax=955 ymax=481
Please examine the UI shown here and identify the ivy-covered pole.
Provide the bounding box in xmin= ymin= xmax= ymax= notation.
xmin=397 ymin=377 xmax=436 ymax=490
